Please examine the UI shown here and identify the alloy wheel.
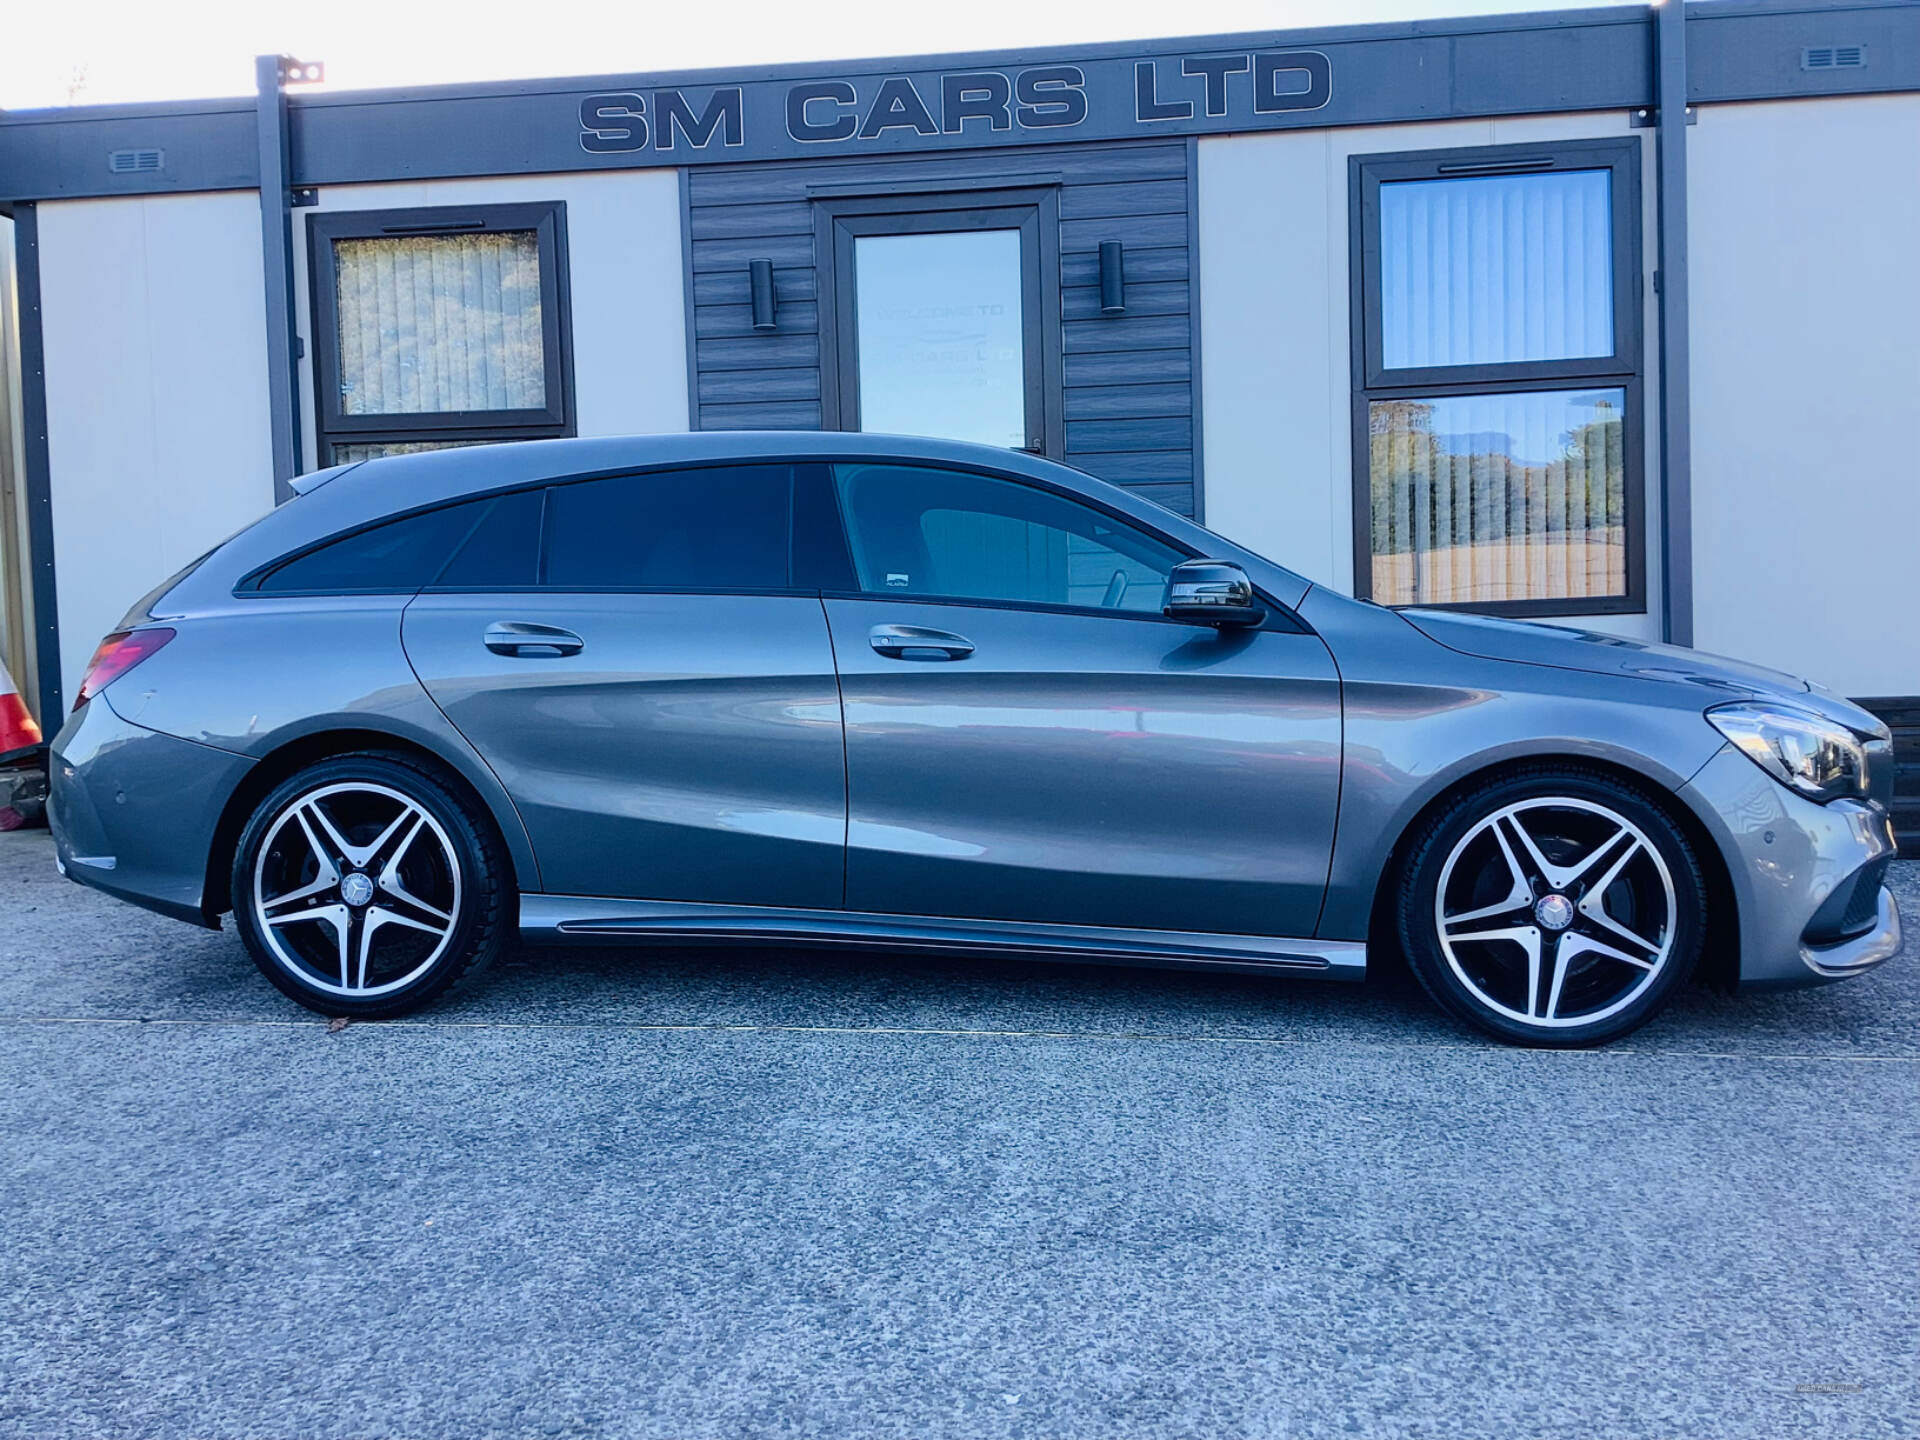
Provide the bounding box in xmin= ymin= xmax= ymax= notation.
xmin=1432 ymin=796 xmax=1678 ymax=1030
xmin=251 ymin=781 xmax=463 ymax=998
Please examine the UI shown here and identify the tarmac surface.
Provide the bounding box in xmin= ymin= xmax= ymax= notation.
xmin=2 ymin=828 xmax=1915 ymax=1438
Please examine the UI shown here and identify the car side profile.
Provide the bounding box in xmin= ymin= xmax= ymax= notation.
xmin=48 ymin=433 xmax=1902 ymax=1046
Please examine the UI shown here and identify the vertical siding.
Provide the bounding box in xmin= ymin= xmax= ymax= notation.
xmin=686 ymin=141 xmax=1197 ymax=517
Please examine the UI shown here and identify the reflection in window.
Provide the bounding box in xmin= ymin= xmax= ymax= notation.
xmin=1368 ymin=389 xmax=1627 ymax=607
xmin=853 ymin=230 xmax=1027 ymax=449
xmin=1379 ymin=170 xmax=1613 ymax=371
xmin=331 ymin=439 xmax=494 ymax=465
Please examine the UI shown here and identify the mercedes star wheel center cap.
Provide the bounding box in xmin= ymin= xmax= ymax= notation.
xmin=341 ymin=872 xmax=375 ymax=908
xmin=1534 ymin=893 xmax=1576 ymax=931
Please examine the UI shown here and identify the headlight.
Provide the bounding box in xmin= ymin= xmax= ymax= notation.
xmin=1707 ymin=702 xmax=1869 ymax=803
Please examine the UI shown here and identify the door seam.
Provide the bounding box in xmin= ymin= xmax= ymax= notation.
xmin=817 ymin=594 xmax=851 ymax=910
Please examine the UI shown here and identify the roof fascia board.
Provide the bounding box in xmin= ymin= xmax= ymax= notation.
xmin=4 ymin=1 xmax=1918 ymax=203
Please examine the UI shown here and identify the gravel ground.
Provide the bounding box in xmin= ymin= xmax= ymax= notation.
xmin=1 ymin=827 xmax=1915 ymax=1440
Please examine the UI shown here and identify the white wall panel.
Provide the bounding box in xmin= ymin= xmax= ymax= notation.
xmin=37 ymin=193 xmax=274 ymax=700
xmin=293 ymin=169 xmax=689 ymax=468
xmin=1689 ymin=95 xmax=1920 ymax=697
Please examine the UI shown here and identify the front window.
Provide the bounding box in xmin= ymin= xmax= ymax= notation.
xmin=1353 ymin=141 xmax=1643 ymax=615
xmin=832 ymin=463 xmax=1183 ymax=614
xmin=308 ymin=203 xmax=573 ymax=466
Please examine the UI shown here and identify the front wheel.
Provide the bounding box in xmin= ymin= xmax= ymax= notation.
xmin=1396 ymin=769 xmax=1706 ymax=1047
xmin=231 ymin=753 xmax=508 ymax=1018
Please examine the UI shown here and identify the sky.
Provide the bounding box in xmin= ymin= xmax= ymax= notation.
xmin=0 ymin=0 xmax=1620 ymax=111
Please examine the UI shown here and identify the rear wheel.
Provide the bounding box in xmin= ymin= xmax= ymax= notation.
xmin=1397 ymin=769 xmax=1705 ymax=1047
xmin=231 ymin=754 xmax=507 ymax=1018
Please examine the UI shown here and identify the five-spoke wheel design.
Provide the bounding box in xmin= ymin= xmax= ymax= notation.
xmin=233 ymin=754 xmax=507 ymax=1017
xmin=1400 ymin=770 xmax=1704 ymax=1046
xmin=253 ymin=782 xmax=462 ymax=998
xmin=1435 ymin=797 xmax=1676 ymax=1029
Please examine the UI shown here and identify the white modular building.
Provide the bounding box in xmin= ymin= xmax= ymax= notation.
xmin=0 ymin=0 xmax=1913 ymax=837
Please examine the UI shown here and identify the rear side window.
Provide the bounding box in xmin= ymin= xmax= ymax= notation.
xmin=543 ymin=465 xmax=792 ymax=590
xmin=259 ymin=500 xmax=494 ymax=594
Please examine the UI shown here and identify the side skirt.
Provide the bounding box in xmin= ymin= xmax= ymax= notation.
xmin=518 ymin=896 xmax=1367 ymax=981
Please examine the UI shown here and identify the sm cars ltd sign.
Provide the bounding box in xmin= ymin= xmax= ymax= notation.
xmin=577 ymin=48 xmax=1331 ymax=163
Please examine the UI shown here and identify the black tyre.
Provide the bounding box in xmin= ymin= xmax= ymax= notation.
xmin=1396 ymin=767 xmax=1705 ymax=1048
xmin=231 ymin=752 xmax=509 ymax=1018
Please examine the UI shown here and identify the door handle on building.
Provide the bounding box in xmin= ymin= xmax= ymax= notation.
xmin=484 ymin=622 xmax=584 ymax=658
xmin=867 ymin=624 xmax=975 ymax=661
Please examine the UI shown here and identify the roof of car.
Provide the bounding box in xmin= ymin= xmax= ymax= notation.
xmin=297 ymin=431 xmax=1080 ymax=499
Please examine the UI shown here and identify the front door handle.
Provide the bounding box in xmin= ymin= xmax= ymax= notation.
xmin=867 ymin=624 xmax=975 ymax=661
xmin=484 ymin=621 xmax=584 ymax=658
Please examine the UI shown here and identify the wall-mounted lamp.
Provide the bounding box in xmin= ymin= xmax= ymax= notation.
xmin=749 ymin=259 xmax=778 ymax=331
xmin=1098 ymin=241 xmax=1126 ymax=316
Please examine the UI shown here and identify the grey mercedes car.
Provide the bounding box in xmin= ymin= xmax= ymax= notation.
xmin=48 ymin=433 xmax=1901 ymax=1045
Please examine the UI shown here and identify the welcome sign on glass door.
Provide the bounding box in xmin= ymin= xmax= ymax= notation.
xmin=852 ymin=229 xmax=1027 ymax=449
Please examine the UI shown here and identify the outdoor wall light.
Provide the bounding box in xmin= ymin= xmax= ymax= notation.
xmin=1099 ymin=241 xmax=1126 ymax=315
xmin=749 ymin=259 xmax=778 ymax=331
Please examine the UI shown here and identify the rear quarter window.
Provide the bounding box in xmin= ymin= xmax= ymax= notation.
xmin=258 ymin=498 xmax=499 ymax=594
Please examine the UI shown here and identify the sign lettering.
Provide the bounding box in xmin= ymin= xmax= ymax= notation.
xmin=578 ymin=50 xmax=1330 ymax=159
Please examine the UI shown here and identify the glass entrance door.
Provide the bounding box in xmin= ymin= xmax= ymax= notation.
xmin=852 ymin=230 xmax=1025 ymax=449
xmin=822 ymin=195 xmax=1059 ymax=457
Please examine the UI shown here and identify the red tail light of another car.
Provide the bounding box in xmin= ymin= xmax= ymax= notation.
xmin=73 ymin=628 xmax=175 ymax=712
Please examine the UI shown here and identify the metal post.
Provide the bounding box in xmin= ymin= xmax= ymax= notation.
xmin=1654 ymin=1 xmax=1694 ymax=647
xmin=255 ymin=55 xmax=304 ymax=502
xmin=11 ymin=206 xmax=64 ymax=723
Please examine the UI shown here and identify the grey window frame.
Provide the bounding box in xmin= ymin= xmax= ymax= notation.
xmin=307 ymin=201 xmax=576 ymax=466
xmin=813 ymin=188 xmax=1064 ymax=459
xmin=1348 ymin=137 xmax=1646 ymax=619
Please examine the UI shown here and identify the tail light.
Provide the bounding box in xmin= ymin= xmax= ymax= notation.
xmin=73 ymin=628 xmax=175 ymax=712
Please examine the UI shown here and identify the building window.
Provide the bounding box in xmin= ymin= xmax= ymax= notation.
xmin=308 ymin=203 xmax=573 ymax=467
xmin=1350 ymin=140 xmax=1643 ymax=616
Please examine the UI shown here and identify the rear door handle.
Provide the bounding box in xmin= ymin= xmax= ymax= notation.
xmin=868 ymin=624 xmax=975 ymax=661
xmin=484 ymin=621 xmax=584 ymax=658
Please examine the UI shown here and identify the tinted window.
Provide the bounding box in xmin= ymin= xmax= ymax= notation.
xmin=260 ymin=500 xmax=493 ymax=593
xmin=433 ymin=488 xmax=543 ymax=589
xmin=792 ymin=464 xmax=857 ymax=592
xmin=831 ymin=464 xmax=1184 ymax=613
xmin=543 ymin=466 xmax=791 ymax=590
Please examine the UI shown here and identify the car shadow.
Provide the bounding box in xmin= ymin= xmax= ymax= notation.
xmin=447 ymin=936 xmax=1452 ymax=1045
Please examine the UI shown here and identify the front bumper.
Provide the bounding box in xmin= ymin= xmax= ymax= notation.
xmin=1684 ymin=745 xmax=1903 ymax=990
xmin=49 ymin=693 xmax=254 ymax=928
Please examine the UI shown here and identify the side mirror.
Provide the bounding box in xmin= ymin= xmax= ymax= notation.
xmin=1163 ymin=560 xmax=1265 ymax=628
